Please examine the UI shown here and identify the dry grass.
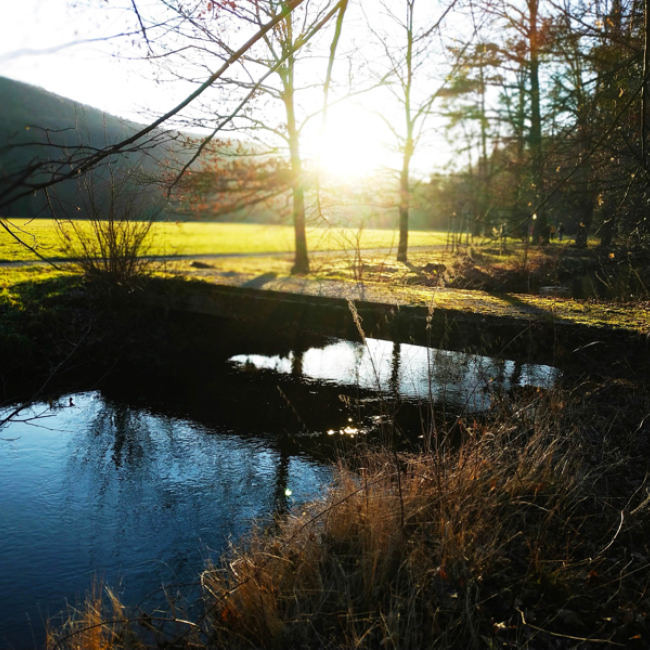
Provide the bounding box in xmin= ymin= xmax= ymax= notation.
xmin=46 ymin=386 xmax=650 ymax=650
xmin=197 ymin=384 xmax=650 ymax=649
xmin=47 ymin=583 xmax=139 ymax=650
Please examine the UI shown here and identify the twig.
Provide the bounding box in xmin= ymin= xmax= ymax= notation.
xmin=597 ymin=510 xmax=624 ymax=556
xmin=516 ymin=609 xmax=624 ymax=646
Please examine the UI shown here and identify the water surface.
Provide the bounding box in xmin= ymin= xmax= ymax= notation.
xmin=230 ymin=337 xmax=559 ymax=412
xmin=0 ymin=393 xmax=330 ymax=649
xmin=0 ymin=335 xmax=558 ymax=648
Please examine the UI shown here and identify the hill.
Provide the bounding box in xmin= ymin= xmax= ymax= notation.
xmin=0 ymin=75 xmax=145 ymax=143
xmin=0 ymin=75 xmax=188 ymax=219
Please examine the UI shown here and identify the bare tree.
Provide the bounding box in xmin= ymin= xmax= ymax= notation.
xmin=119 ymin=0 xmax=350 ymax=274
xmin=364 ymin=0 xmax=465 ymax=262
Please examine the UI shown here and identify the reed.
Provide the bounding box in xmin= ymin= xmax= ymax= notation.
xmin=47 ymin=583 xmax=137 ymax=650
xmin=200 ymin=383 xmax=650 ymax=648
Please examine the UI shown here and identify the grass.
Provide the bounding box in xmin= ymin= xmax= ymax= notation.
xmin=0 ymin=265 xmax=91 ymax=402
xmin=48 ymin=382 xmax=650 ymax=649
xmin=2 ymin=238 xmax=649 ymax=339
xmin=163 ymin=252 xmax=650 ymax=335
xmin=0 ymin=219 xmax=448 ymax=262
xmin=0 ymin=265 xmax=78 ymax=313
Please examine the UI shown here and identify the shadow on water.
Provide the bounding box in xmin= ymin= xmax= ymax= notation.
xmin=0 ymin=331 xmax=560 ymax=649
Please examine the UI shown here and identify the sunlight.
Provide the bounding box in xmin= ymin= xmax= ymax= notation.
xmin=312 ymin=104 xmax=398 ymax=179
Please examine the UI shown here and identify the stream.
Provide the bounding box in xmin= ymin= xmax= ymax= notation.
xmin=0 ymin=335 xmax=559 ymax=649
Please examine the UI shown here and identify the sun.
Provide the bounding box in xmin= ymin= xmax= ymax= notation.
xmin=310 ymin=103 xmax=397 ymax=180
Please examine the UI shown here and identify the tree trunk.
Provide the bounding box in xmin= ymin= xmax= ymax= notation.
xmin=397 ymin=124 xmax=414 ymax=261
xmin=642 ymin=0 xmax=650 ymax=213
xmin=478 ymin=60 xmax=490 ymax=235
xmin=282 ymin=54 xmax=310 ymax=274
xmin=511 ymin=68 xmax=528 ymax=234
xmin=575 ymin=195 xmax=594 ymax=248
xmin=575 ymin=114 xmax=595 ymax=248
xmin=397 ymin=165 xmax=410 ymax=262
xmin=397 ymin=0 xmax=415 ymax=263
xmin=291 ymin=181 xmax=309 ymax=273
xmin=528 ymin=0 xmax=547 ymax=242
xmin=643 ymin=0 xmax=650 ymax=172
xmin=599 ymin=214 xmax=617 ymax=247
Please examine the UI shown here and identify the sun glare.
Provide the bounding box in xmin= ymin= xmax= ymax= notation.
xmin=313 ymin=104 xmax=397 ymax=180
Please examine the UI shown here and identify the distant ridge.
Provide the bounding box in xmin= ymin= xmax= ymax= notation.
xmin=0 ymin=76 xmax=281 ymax=224
xmin=0 ymin=75 xmax=178 ymax=219
xmin=0 ymin=75 xmax=146 ymax=141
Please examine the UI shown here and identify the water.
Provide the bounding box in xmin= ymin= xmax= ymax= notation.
xmin=230 ymin=337 xmax=559 ymax=412
xmin=0 ymin=336 xmax=559 ymax=649
xmin=0 ymin=394 xmax=330 ymax=649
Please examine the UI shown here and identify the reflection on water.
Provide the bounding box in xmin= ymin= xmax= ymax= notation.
xmin=231 ymin=337 xmax=560 ymax=412
xmin=0 ymin=335 xmax=560 ymax=649
xmin=0 ymin=393 xmax=330 ymax=649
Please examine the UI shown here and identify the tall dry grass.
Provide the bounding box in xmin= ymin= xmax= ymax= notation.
xmin=201 ymin=384 xmax=650 ymax=649
xmin=47 ymin=583 xmax=137 ymax=650
xmin=49 ymin=382 xmax=650 ymax=649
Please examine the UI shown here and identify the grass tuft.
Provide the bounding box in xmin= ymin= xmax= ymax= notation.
xmin=47 ymin=582 xmax=141 ymax=650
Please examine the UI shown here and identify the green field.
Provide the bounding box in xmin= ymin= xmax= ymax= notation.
xmin=0 ymin=219 xmax=449 ymax=262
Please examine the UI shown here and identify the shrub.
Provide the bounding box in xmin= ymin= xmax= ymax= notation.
xmin=56 ymin=165 xmax=165 ymax=287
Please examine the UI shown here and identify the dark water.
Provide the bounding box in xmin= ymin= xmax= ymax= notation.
xmin=0 ymin=336 xmax=558 ymax=649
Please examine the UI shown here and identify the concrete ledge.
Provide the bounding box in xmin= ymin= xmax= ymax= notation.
xmin=145 ymin=282 xmax=649 ymax=373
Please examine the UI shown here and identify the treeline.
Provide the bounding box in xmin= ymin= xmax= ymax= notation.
xmin=424 ymin=0 xmax=650 ymax=248
xmin=3 ymin=0 xmax=650 ymax=270
xmin=170 ymin=0 xmax=650 ymax=256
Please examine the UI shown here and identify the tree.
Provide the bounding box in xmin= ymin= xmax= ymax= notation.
xmin=543 ymin=0 xmax=648 ymax=248
xmin=545 ymin=3 xmax=601 ymax=248
xmin=128 ymin=0 xmax=350 ymax=273
xmin=364 ymin=0 xmax=463 ymax=262
xmin=441 ymin=42 xmax=504 ymax=236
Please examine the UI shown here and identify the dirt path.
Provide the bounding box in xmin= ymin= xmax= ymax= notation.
xmin=0 ymin=245 xmax=443 ymax=267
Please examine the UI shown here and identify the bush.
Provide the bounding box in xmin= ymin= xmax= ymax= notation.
xmin=56 ymin=165 xmax=165 ymax=287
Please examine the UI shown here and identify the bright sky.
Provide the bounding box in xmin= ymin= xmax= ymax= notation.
xmin=0 ymin=0 xmax=457 ymax=178
xmin=0 ymin=0 xmax=191 ymax=120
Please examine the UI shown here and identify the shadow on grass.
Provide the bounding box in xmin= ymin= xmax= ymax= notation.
xmin=485 ymin=290 xmax=571 ymax=323
xmin=8 ymin=273 xmax=84 ymax=307
xmin=241 ymin=272 xmax=278 ymax=289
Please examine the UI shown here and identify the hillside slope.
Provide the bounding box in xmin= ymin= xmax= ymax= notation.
xmin=0 ymin=76 xmax=181 ymax=219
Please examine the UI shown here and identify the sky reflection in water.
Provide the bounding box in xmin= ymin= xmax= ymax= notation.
xmin=230 ymin=337 xmax=560 ymax=412
xmin=0 ymin=393 xmax=330 ymax=649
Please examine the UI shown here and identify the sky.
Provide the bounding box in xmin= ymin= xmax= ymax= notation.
xmin=0 ymin=0 xmax=460 ymax=178
xmin=0 ymin=0 xmax=188 ymax=120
